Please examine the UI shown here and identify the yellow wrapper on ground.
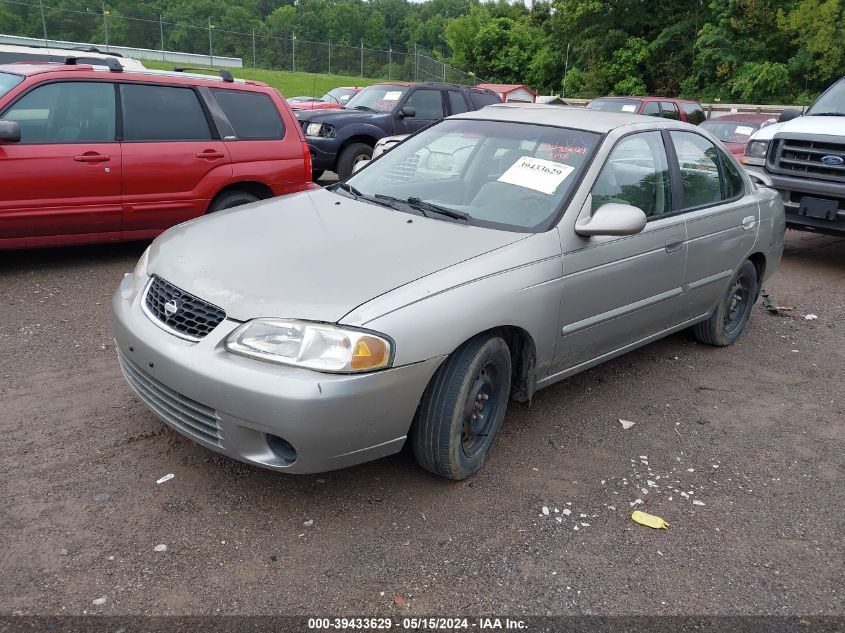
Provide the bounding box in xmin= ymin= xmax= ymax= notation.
xmin=631 ymin=510 xmax=669 ymax=529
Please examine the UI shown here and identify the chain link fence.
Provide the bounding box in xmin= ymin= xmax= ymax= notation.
xmin=0 ymin=0 xmax=483 ymax=85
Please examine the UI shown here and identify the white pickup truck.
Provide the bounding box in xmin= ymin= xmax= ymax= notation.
xmin=744 ymin=76 xmax=845 ymax=235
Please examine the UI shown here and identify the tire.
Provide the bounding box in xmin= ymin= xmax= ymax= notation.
xmin=311 ymin=169 xmax=325 ymax=182
xmin=693 ymin=260 xmax=759 ymax=347
xmin=412 ymin=335 xmax=512 ymax=480
xmin=336 ymin=142 xmax=372 ymax=180
xmin=207 ymin=190 xmax=259 ymax=213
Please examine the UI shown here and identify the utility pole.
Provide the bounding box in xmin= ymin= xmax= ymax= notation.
xmin=252 ymin=29 xmax=256 ymax=69
xmin=388 ymin=46 xmax=392 ymax=81
xmin=292 ymin=34 xmax=296 ymax=72
xmin=39 ymin=0 xmax=48 ymax=47
xmin=414 ymin=43 xmax=417 ymax=82
xmin=102 ymin=4 xmax=109 ymax=52
xmin=360 ymin=40 xmax=363 ymax=77
xmin=562 ymin=42 xmax=570 ymax=98
xmin=159 ymin=15 xmax=165 ymax=60
xmin=208 ymin=18 xmax=214 ymax=66
xmin=328 ymin=39 xmax=331 ymax=75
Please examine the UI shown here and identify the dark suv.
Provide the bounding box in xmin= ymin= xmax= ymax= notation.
xmin=296 ymin=82 xmax=501 ymax=179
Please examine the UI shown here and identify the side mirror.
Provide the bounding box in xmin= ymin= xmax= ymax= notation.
xmin=399 ymin=106 xmax=416 ymax=119
xmin=0 ymin=120 xmax=21 ymax=144
xmin=352 ymin=159 xmax=370 ymax=174
xmin=575 ymin=202 xmax=647 ymax=237
xmin=746 ymin=169 xmax=773 ymax=188
xmin=778 ymin=108 xmax=801 ymax=123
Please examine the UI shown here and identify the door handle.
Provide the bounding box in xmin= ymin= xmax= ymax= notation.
xmin=742 ymin=215 xmax=756 ymax=231
xmin=665 ymin=236 xmax=685 ymax=253
xmin=196 ymin=150 xmax=225 ymax=159
xmin=74 ymin=153 xmax=110 ymax=163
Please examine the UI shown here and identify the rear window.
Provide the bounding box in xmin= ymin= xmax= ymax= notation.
xmin=212 ymin=89 xmax=284 ymax=140
xmin=682 ymin=102 xmax=706 ymax=125
xmin=588 ymin=98 xmax=643 ymax=113
xmin=0 ymin=72 xmax=23 ymax=99
xmin=120 ymin=83 xmax=212 ymax=142
xmin=469 ymin=90 xmax=501 ymax=109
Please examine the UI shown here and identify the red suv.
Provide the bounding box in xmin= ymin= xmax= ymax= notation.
xmin=587 ymin=96 xmax=706 ymax=124
xmin=0 ymin=60 xmax=312 ymax=249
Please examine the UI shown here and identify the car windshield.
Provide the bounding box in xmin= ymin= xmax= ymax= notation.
xmin=0 ymin=71 xmax=23 ymax=100
xmin=587 ymin=98 xmax=643 ymax=113
xmin=344 ymin=118 xmax=601 ymax=232
xmin=806 ymin=78 xmax=845 ymax=116
xmin=344 ymin=85 xmax=406 ymax=112
xmin=322 ymin=87 xmax=357 ymax=105
xmin=700 ymin=120 xmax=760 ymax=143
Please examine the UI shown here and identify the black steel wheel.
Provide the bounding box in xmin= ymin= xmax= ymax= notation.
xmin=693 ymin=259 xmax=759 ymax=346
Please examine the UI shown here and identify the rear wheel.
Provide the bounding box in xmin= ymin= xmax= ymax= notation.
xmin=411 ymin=335 xmax=511 ymax=480
xmin=208 ymin=190 xmax=259 ymax=213
xmin=693 ymin=259 xmax=758 ymax=346
xmin=336 ymin=142 xmax=372 ymax=180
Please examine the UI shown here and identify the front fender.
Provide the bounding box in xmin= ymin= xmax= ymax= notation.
xmin=335 ymin=123 xmax=389 ymax=145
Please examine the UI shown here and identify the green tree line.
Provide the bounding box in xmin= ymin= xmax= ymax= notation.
xmin=2 ymin=0 xmax=843 ymax=103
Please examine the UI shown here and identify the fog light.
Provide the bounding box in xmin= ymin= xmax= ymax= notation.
xmin=266 ymin=434 xmax=297 ymax=464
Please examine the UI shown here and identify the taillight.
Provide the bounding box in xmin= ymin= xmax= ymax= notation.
xmin=302 ymin=141 xmax=312 ymax=181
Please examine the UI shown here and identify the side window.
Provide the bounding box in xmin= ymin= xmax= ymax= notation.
xmin=642 ymin=101 xmax=660 ymax=117
xmin=120 ymin=83 xmax=212 ymax=142
xmin=448 ymin=91 xmax=469 ymax=115
xmin=660 ymin=102 xmax=680 ymax=120
xmin=211 ymin=89 xmax=284 ymax=140
xmin=682 ymin=103 xmax=706 ymax=125
xmin=2 ymin=81 xmax=115 ymax=143
xmin=469 ymin=89 xmax=501 ymax=109
xmin=591 ymin=131 xmax=672 ymax=218
xmin=670 ymin=131 xmax=723 ymax=208
xmin=403 ymin=89 xmax=444 ymax=121
xmin=718 ymin=149 xmax=745 ymax=199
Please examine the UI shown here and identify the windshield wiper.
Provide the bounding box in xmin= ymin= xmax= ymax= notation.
xmin=330 ymin=184 xmax=402 ymax=211
xmin=373 ymin=194 xmax=470 ymax=222
xmin=809 ymin=112 xmax=845 ymax=116
xmin=329 ymin=182 xmax=364 ymax=199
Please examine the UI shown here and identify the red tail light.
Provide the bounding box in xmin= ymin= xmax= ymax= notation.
xmin=302 ymin=141 xmax=313 ymax=181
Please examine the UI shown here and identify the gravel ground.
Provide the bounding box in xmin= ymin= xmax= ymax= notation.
xmin=0 ymin=230 xmax=842 ymax=617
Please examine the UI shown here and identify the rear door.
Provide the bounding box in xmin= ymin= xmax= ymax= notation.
xmin=119 ymin=82 xmax=231 ymax=232
xmin=0 ymin=80 xmax=121 ymax=240
xmin=668 ymin=130 xmax=759 ymax=322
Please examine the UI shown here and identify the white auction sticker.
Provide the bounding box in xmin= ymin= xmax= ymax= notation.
xmin=498 ymin=156 xmax=575 ymax=195
xmin=735 ymin=126 xmax=754 ymax=136
xmin=621 ymin=104 xmax=638 ymax=112
xmin=383 ymin=91 xmax=402 ymax=101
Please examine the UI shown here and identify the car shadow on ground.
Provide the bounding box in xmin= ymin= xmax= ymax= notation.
xmin=0 ymin=240 xmax=150 ymax=274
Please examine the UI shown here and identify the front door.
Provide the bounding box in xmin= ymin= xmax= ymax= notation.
xmin=555 ymin=131 xmax=687 ymax=373
xmin=0 ymin=80 xmax=121 ymax=240
xmin=119 ymin=82 xmax=231 ymax=232
xmin=668 ymin=130 xmax=760 ymax=321
xmin=395 ymin=88 xmax=445 ymax=135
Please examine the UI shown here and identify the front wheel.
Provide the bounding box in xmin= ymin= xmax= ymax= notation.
xmin=411 ymin=335 xmax=511 ymax=480
xmin=693 ymin=259 xmax=759 ymax=346
xmin=336 ymin=142 xmax=372 ymax=180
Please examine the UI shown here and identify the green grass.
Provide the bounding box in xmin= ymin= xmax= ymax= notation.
xmin=143 ymin=60 xmax=386 ymax=98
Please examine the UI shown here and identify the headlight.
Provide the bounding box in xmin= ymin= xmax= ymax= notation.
xmin=305 ymin=122 xmax=323 ymax=136
xmin=131 ymin=246 xmax=151 ymax=294
xmin=225 ymin=319 xmax=392 ymax=373
xmin=745 ymin=140 xmax=769 ymax=158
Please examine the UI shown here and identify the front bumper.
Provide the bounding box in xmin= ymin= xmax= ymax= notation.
xmin=305 ymin=137 xmax=341 ymax=172
xmin=112 ymin=274 xmax=444 ymax=474
xmin=749 ymin=167 xmax=845 ymax=235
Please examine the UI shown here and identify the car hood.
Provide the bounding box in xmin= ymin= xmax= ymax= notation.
xmin=295 ymin=108 xmax=389 ymax=126
xmin=749 ymin=115 xmax=845 ymax=141
xmin=146 ymin=189 xmax=526 ymax=323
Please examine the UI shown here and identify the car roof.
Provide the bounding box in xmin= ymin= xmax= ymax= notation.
xmin=454 ymin=102 xmax=666 ymax=133
xmin=0 ymin=62 xmax=267 ymax=88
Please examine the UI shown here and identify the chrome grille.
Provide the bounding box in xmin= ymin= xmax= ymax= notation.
xmin=143 ymin=276 xmax=225 ymax=341
xmin=117 ymin=348 xmax=221 ymax=446
xmin=772 ymin=138 xmax=845 ymax=182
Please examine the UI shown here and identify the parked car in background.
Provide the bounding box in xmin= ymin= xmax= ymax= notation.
xmin=372 ymin=133 xmax=406 ymax=158
xmin=113 ymin=104 xmax=784 ymax=480
xmin=0 ymin=43 xmax=146 ymax=70
xmin=0 ymin=60 xmax=312 ymax=249
xmin=700 ymin=113 xmax=776 ymax=155
xmin=743 ymin=75 xmax=845 ymax=235
xmin=296 ymin=82 xmax=501 ymax=179
xmin=289 ymin=86 xmax=362 ymax=111
xmin=587 ymin=96 xmax=706 ymax=124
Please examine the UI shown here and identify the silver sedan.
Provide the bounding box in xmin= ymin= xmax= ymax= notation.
xmin=112 ymin=104 xmax=785 ymax=480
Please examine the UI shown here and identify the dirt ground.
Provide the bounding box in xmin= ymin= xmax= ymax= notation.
xmin=0 ymin=230 xmax=842 ymax=617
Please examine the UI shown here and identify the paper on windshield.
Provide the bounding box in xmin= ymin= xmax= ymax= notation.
xmin=383 ymin=91 xmax=402 ymax=101
xmin=735 ymin=126 xmax=754 ymax=136
xmin=621 ymin=104 xmax=638 ymax=112
xmin=498 ymin=156 xmax=575 ymax=195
